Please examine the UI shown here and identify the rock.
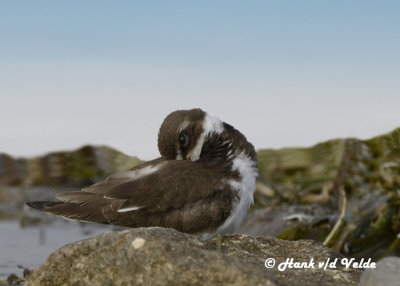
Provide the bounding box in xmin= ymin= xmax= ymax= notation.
xmin=0 ymin=145 xmax=141 ymax=187
xmin=255 ymin=128 xmax=400 ymax=258
xmin=25 ymin=228 xmax=361 ymax=286
xmin=359 ymin=256 xmax=400 ymax=286
xmin=6 ymin=274 xmax=21 ymax=286
xmin=237 ymin=205 xmax=329 ymax=238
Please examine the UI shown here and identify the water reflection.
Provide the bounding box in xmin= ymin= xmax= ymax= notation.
xmin=0 ymin=218 xmax=120 ymax=279
xmin=39 ymin=225 xmax=46 ymax=245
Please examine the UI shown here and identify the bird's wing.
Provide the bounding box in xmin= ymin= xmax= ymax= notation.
xmin=26 ymin=159 xmax=237 ymax=233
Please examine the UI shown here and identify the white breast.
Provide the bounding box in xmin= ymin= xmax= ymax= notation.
xmin=199 ymin=150 xmax=258 ymax=239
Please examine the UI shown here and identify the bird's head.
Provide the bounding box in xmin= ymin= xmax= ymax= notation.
xmin=157 ymin=108 xmax=256 ymax=164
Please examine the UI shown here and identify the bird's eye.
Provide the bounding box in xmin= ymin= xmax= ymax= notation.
xmin=179 ymin=132 xmax=190 ymax=148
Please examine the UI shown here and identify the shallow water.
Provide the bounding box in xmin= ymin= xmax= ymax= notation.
xmin=0 ymin=219 xmax=117 ymax=279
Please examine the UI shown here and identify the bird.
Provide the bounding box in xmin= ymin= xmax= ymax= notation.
xmin=26 ymin=108 xmax=258 ymax=240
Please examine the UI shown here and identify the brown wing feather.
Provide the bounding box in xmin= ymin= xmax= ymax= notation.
xmin=27 ymin=158 xmax=236 ymax=234
xmin=106 ymin=160 xmax=227 ymax=211
xmin=81 ymin=157 xmax=165 ymax=194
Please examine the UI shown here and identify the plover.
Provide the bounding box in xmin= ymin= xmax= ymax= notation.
xmin=27 ymin=108 xmax=258 ymax=240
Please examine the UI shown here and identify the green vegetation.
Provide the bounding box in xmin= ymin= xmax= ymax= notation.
xmin=256 ymin=127 xmax=400 ymax=259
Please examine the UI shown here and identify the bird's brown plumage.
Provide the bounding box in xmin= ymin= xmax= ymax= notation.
xmin=26 ymin=108 xmax=257 ymax=237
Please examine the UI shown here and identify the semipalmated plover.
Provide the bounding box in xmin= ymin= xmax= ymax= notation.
xmin=27 ymin=109 xmax=258 ymax=239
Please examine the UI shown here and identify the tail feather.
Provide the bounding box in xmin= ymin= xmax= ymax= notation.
xmin=26 ymin=200 xmax=115 ymax=224
xmin=26 ymin=201 xmax=63 ymax=211
xmin=25 ymin=193 xmax=129 ymax=225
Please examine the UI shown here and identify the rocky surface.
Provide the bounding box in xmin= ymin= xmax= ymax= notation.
xmin=359 ymin=256 xmax=400 ymax=286
xmin=25 ymin=227 xmax=361 ymax=286
xmin=0 ymin=145 xmax=141 ymax=187
xmin=254 ymin=127 xmax=400 ymax=259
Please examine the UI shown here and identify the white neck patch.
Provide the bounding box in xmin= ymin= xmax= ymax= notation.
xmin=187 ymin=113 xmax=224 ymax=161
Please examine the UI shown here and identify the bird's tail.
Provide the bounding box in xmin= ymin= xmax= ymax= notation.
xmin=25 ymin=201 xmax=63 ymax=211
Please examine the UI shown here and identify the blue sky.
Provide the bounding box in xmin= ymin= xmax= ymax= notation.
xmin=1 ymin=1 xmax=399 ymax=159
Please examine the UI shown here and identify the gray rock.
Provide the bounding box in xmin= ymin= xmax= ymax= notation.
xmin=25 ymin=227 xmax=361 ymax=286
xmin=359 ymin=256 xmax=400 ymax=286
xmin=237 ymin=205 xmax=328 ymax=237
